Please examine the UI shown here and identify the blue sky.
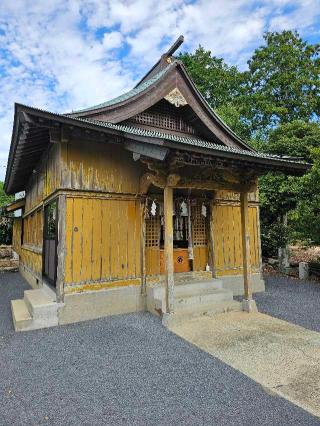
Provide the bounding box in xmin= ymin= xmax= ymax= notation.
xmin=0 ymin=0 xmax=320 ymax=181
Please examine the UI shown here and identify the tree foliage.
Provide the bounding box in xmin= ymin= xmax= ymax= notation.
xmin=258 ymin=120 xmax=320 ymax=254
xmin=244 ymin=31 xmax=320 ymax=134
xmin=0 ymin=182 xmax=14 ymax=245
xmin=180 ymin=31 xmax=320 ymax=255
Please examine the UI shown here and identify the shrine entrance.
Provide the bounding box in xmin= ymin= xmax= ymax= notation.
xmin=145 ymin=192 xmax=209 ymax=276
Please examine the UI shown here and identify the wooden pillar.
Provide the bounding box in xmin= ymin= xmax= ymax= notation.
xmin=209 ymin=195 xmax=216 ymax=277
xmin=164 ymin=186 xmax=174 ymax=313
xmin=56 ymin=194 xmax=66 ymax=303
xmin=240 ymin=192 xmax=252 ymax=300
xmin=140 ymin=198 xmax=147 ymax=297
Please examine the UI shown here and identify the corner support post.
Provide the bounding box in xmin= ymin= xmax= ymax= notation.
xmin=164 ymin=186 xmax=174 ymax=314
xmin=240 ymin=192 xmax=257 ymax=312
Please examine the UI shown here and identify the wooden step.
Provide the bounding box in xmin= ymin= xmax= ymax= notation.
xmin=11 ymin=299 xmax=32 ymax=332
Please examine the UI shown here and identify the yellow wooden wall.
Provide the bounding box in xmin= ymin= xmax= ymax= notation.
xmin=25 ymin=144 xmax=61 ymax=212
xmin=23 ymin=209 xmax=43 ymax=247
xmin=12 ymin=218 xmax=22 ymax=255
xmin=213 ymin=204 xmax=260 ymax=276
xmin=145 ymin=248 xmax=160 ymax=275
xmin=64 ymin=196 xmax=141 ymax=286
xmin=193 ymin=246 xmax=208 ymax=271
xmin=61 ymin=140 xmax=142 ymax=194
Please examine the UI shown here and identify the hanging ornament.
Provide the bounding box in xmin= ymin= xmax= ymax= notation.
xmin=201 ymin=203 xmax=207 ymax=217
xmin=180 ymin=200 xmax=188 ymax=216
xmin=151 ymin=200 xmax=157 ymax=216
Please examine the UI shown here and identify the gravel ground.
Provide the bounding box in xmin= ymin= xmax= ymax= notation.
xmin=254 ymin=274 xmax=320 ymax=332
xmin=0 ymin=272 xmax=319 ymax=426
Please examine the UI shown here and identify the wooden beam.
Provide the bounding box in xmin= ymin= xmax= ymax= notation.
xmin=240 ymin=192 xmax=252 ymax=300
xmin=174 ymin=178 xmax=257 ymax=193
xmin=164 ymin=186 xmax=174 ymax=314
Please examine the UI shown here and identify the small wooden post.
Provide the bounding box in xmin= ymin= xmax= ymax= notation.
xmin=240 ymin=191 xmax=252 ymax=300
xmin=164 ymin=186 xmax=174 ymax=313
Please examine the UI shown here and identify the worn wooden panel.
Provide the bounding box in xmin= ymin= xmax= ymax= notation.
xmin=193 ymin=246 xmax=208 ymax=271
xmin=25 ymin=144 xmax=61 ymax=212
xmin=20 ymin=248 xmax=42 ymax=275
xmin=61 ymin=140 xmax=142 ymax=194
xmin=214 ymin=204 xmax=260 ymax=276
xmin=145 ymin=247 xmax=160 ymax=275
xmin=23 ymin=209 xmax=43 ymax=247
xmin=64 ymin=197 xmax=142 ymax=285
xmin=12 ymin=218 xmax=22 ymax=254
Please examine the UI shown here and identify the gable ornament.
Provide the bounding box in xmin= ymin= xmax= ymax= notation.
xmin=164 ymin=88 xmax=187 ymax=107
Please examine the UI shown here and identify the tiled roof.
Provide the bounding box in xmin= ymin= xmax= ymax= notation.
xmin=70 ymin=64 xmax=173 ymax=114
xmin=81 ymin=118 xmax=307 ymax=165
xmin=12 ymin=103 xmax=308 ymax=167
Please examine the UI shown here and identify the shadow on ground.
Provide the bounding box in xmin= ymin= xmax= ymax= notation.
xmin=0 ymin=272 xmax=319 ymax=425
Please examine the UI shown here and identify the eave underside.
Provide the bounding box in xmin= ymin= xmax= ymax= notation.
xmin=4 ymin=106 xmax=309 ymax=195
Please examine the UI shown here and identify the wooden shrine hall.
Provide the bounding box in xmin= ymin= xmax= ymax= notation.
xmin=4 ymin=36 xmax=309 ymax=330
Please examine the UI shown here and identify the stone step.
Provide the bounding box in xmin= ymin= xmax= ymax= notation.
xmin=24 ymin=289 xmax=59 ymax=321
xmin=174 ymin=272 xmax=212 ymax=284
xmin=163 ymin=300 xmax=243 ymax=327
xmin=11 ymin=299 xmax=33 ymax=332
xmin=174 ymin=279 xmax=223 ymax=297
xmin=175 ymin=289 xmax=233 ymax=311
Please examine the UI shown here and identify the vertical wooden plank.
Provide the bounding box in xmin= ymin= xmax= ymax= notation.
xmin=72 ymin=198 xmax=83 ymax=283
xmin=101 ymin=199 xmax=110 ymax=280
xmin=127 ymin=201 xmax=135 ymax=278
xmin=256 ymin=205 xmax=263 ymax=272
xmin=229 ymin=205 xmax=235 ymax=270
xmin=81 ymin=198 xmax=92 ymax=281
xmin=164 ymin=186 xmax=174 ymax=314
xmin=135 ymin=200 xmax=141 ymax=278
xmin=110 ymin=200 xmax=118 ymax=279
xmin=240 ymin=192 xmax=252 ymax=300
xmin=65 ymin=198 xmax=73 ymax=283
xmin=92 ymin=199 xmax=102 ymax=281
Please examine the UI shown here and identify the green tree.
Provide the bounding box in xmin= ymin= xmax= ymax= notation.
xmin=179 ymin=46 xmax=244 ymax=108
xmin=245 ymin=31 xmax=320 ymax=134
xmin=179 ymin=46 xmax=250 ymax=139
xmin=292 ymin=148 xmax=320 ymax=244
xmin=0 ymin=181 xmax=14 ymax=245
xmin=259 ymin=121 xmax=320 ymax=254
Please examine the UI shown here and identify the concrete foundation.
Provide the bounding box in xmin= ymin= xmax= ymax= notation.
xmin=19 ymin=263 xmax=42 ymax=290
xmin=219 ymin=273 xmax=265 ymax=296
xmin=58 ymin=285 xmax=145 ymax=325
xmin=242 ymin=298 xmax=258 ymax=313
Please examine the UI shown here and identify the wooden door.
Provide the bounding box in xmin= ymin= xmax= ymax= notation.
xmin=43 ymin=200 xmax=57 ymax=286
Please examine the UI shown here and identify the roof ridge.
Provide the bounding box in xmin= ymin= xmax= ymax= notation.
xmin=69 ymin=62 xmax=174 ymax=115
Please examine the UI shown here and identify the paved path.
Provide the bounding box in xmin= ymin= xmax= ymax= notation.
xmin=254 ymin=275 xmax=320 ymax=332
xmin=171 ymin=311 xmax=320 ymax=418
xmin=0 ymin=272 xmax=319 ymax=425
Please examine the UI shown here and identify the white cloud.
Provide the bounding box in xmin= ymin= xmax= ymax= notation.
xmin=102 ymin=31 xmax=123 ymax=50
xmin=0 ymin=0 xmax=319 ymax=181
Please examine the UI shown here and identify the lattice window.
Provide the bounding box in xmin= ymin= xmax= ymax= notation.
xmin=145 ymin=216 xmax=160 ymax=248
xmin=192 ymin=205 xmax=207 ymax=246
xmin=128 ymin=100 xmax=196 ymax=134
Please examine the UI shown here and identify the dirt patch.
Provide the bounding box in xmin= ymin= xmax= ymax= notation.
xmin=170 ymin=311 xmax=320 ymax=418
